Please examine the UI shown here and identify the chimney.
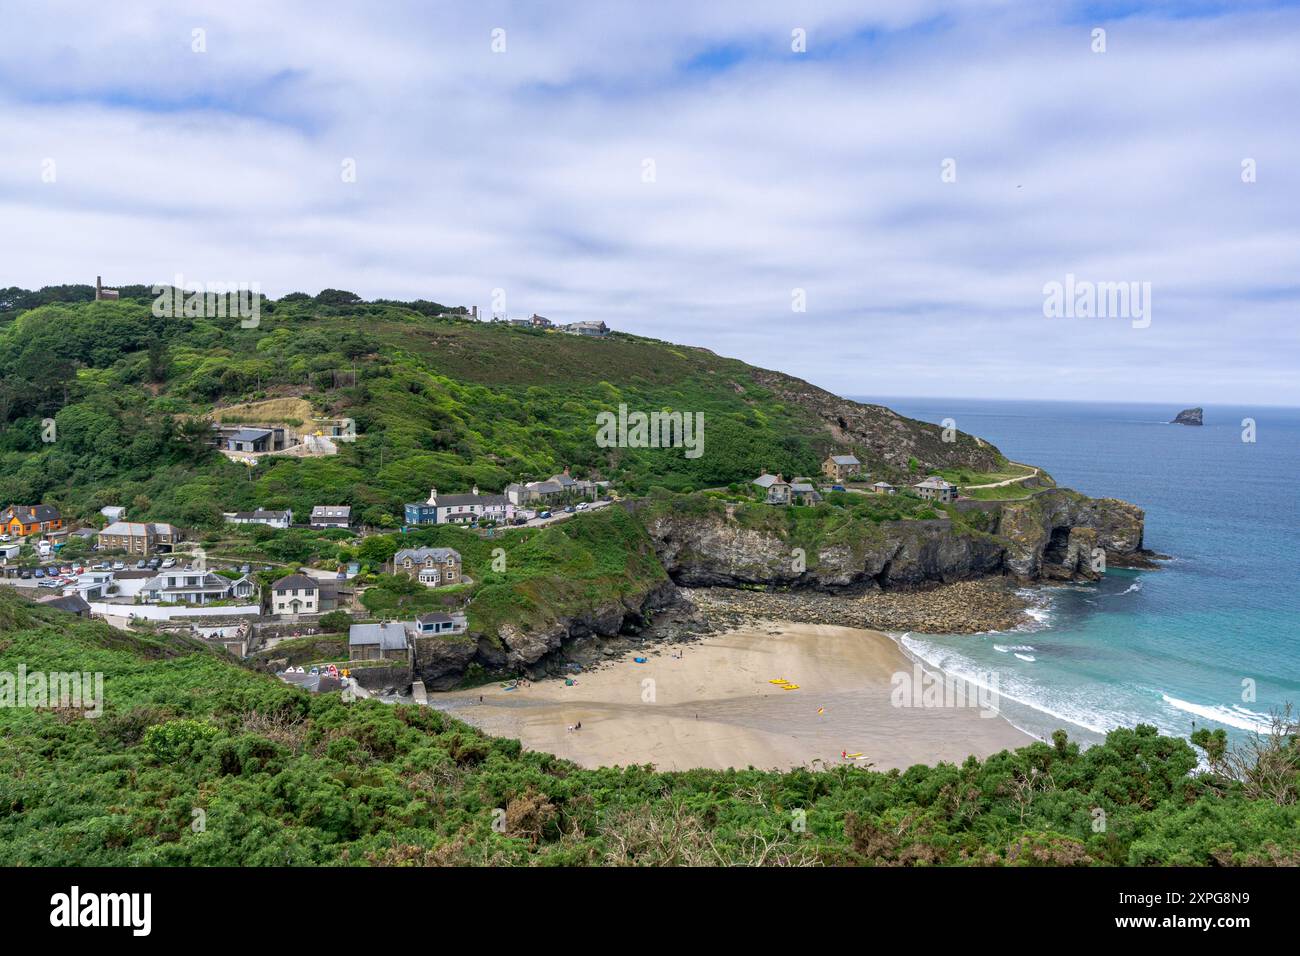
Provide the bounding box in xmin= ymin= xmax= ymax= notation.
xmin=95 ymin=276 xmax=103 ymax=300
xmin=427 ymin=487 xmax=437 ymax=504
xmin=471 ymin=485 xmax=479 ymax=496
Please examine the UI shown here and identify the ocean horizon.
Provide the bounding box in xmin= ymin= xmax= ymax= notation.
xmin=853 ymin=396 xmax=1300 ymax=746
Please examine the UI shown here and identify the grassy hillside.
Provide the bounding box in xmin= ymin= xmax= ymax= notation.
xmin=0 ymin=288 xmax=1009 ymax=531
xmin=0 ymin=589 xmax=1294 ymax=866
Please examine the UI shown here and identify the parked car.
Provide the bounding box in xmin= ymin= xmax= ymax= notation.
xmin=538 ymin=511 xmax=552 ymax=519
xmin=240 ymin=564 xmax=251 ymax=574
xmin=576 ymin=502 xmax=589 ymax=511
xmin=512 ymin=516 xmax=527 ymax=525
xmin=831 ymin=485 xmax=846 ymax=492
xmin=60 ymin=565 xmax=74 ymax=575
xmin=112 ymin=561 xmax=125 ymax=570
xmin=161 ymin=558 xmax=176 ymax=569
xmin=33 ymin=569 xmax=44 ymax=578
xmin=19 ymin=570 xmax=31 ymax=579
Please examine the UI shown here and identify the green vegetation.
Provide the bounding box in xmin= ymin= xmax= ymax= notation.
xmin=349 ymin=506 xmax=666 ymax=641
xmin=0 ymin=289 xmax=1010 ymax=535
xmin=0 ymin=293 xmax=840 ymax=529
xmin=1 ymin=590 xmax=1295 ymax=866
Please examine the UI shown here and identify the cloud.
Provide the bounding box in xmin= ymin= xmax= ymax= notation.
xmin=1 ymin=0 xmax=1297 ymax=403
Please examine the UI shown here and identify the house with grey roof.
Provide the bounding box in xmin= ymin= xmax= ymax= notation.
xmin=403 ymin=487 xmax=510 ymax=525
xmin=789 ymin=479 xmax=822 ymax=506
xmin=412 ymin=610 xmax=468 ymax=636
xmin=270 ymin=573 xmax=319 ymax=614
xmin=392 ymin=547 xmax=462 ymax=587
xmin=913 ymin=476 xmax=959 ymax=503
xmin=821 ymin=453 xmax=863 ymax=482
xmin=752 ymin=473 xmax=792 ymax=505
xmin=140 ymin=569 xmax=242 ymax=605
xmin=309 ymin=505 xmax=352 ymax=528
xmin=98 ymin=521 xmax=182 ymax=555
xmin=348 ymin=621 xmax=412 ymax=662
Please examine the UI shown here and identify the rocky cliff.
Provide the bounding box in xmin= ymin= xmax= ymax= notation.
xmin=1171 ymin=407 xmax=1204 ymax=425
xmin=641 ymin=489 xmax=1153 ymax=591
xmin=411 ymin=578 xmax=678 ymax=689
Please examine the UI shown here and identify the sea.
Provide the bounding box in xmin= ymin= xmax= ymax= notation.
xmin=854 ymin=397 xmax=1300 ymax=747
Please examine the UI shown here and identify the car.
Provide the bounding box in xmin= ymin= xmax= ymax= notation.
xmin=576 ymin=502 xmax=589 ymax=511
xmin=60 ymin=566 xmax=73 ymax=575
xmin=240 ymin=564 xmax=251 ymax=574
xmin=33 ymin=569 xmax=44 ymax=578
xmin=161 ymin=558 xmax=176 ymax=568
xmin=135 ymin=559 xmax=147 ymax=569
xmin=19 ymin=570 xmax=31 ymax=579
xmin=112 ymin=561 xmax=125 ymax=570
xmin=0 ymin=533 xmax=9 ymax=541
xmin=148 ymin=558 xmax=160 ymax=568
xmin=512 ymin=516 xmax=527 ymax=525
xmin=831 ymin=485 xmax=846 ymax=492
xmin=538 ymin=511 xmax=552 ymax=519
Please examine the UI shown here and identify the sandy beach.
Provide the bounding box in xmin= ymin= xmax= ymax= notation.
xmin=434 ymin=621 xmax=1032 ymax=772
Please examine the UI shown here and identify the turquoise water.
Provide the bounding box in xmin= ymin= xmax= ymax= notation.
xmin=855 ymin=397 xmax=1300 ymax=745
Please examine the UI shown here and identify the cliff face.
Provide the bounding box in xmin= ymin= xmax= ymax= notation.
xmin=411 ymin=578 xmax=678 ymax=688
xmin=642 ymin=490 xmax=1150 ymax=591
xmin=1171 ymin=407 xmax=1204 ymax=425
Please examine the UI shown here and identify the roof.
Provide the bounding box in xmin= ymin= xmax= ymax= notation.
xmin=271 ymin=573 xmax=318 ymax=590
xmin=100 ymin=521 xmax=164 ymax=537
xmin=416 ymin=611 xmax=453 ymax=624
xmin=914 ymin=476 xmax=957 ymax=490
xmin=872 ymin=481 xmax=895 ymax=488
xmin=229 ymin=509 xmax=290 ymax=520
xmin=394 ymin=547 xmax=461 ymax=564
xmin=310 ymin=505 xmax=352 ymax=518
xmin=38 ymin=593 xmax=91 ymax=613
xmin=550 ymin=472 xmax=577 ymax=487
xmin=431 ymin=493 xmax=506 ymax=507
xmin=790 ymin=482 xmax=815 ymax=493
xmin=231 ymin=428 xmax=273 ymax=442
xmin=752 ymin=473 xmax=789 ymax=488
xmin=829 ymin=455 xmax=861 ymax=466
xmin=5 ymin=504 xmax=61 ymax=522
xmin=349 ymin=621 xmax=409 ymax=651
xmin=142 ymin=571 xmax=230 ymax=591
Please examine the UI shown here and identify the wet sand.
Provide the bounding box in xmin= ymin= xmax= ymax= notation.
xmin=433 ymin=621 xmax=1032 ymax=771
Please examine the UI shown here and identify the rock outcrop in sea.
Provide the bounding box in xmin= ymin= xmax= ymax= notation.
xmin=1171 ymin=407 xmax=1204 ymax=425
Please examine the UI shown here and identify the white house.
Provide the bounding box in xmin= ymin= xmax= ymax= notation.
xmin=404 ymin=487 xmax=511 ymax=525
xmin=270 ymin=573 xmax=319 ymax=614
xmin=100 ymin=505 xmax=127 ymax=523
xmin=225 ymin=508 xmax=293 ymax=529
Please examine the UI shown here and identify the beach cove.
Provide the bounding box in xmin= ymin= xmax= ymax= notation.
xmin=433 ymin=621 xmax=1032 ymax=772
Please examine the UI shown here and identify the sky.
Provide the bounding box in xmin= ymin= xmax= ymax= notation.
xmin=2 ymin=0 xmax=1298 ymax=404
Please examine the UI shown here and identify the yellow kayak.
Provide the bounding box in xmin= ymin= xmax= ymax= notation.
xmin=781 ymin=684 xmax=800 ymax=690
